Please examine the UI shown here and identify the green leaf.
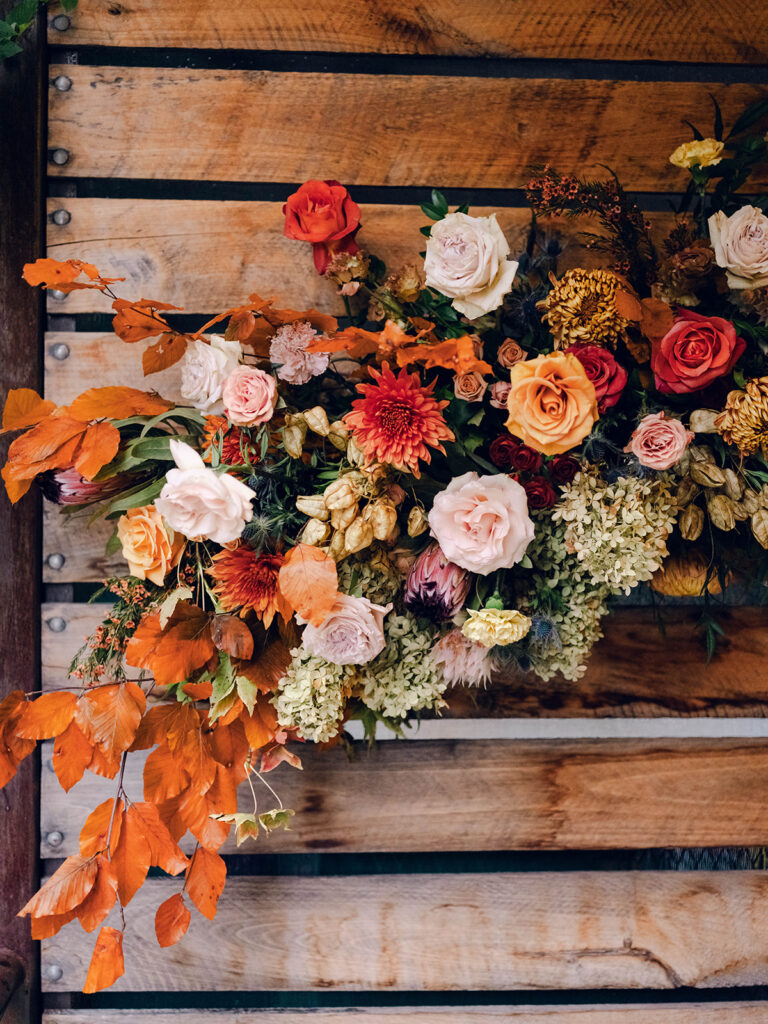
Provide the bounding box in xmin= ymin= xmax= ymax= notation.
xmin=419 ymin=225 xmax=432 ymax=237
xmin=104 ymin=477 xmax=166 ymax=517
xmin=213 ymin=812 xmax=260 ymax=847
xmin=211 ymin=652 xmax=235 ymax=704
xmin=0 ymin=38 xmax=22 ymax=57
xmin=126 ymin=434 xmax=196 ymax=460
xmin=235 ymin=673 xmax=259 ymax=716
xmin=104 ymin=524 xmax=121 ymax=557
xmin=727 ymin=96 xmax=768 ymax=139
xmin=60 ymin=0 xmax=79 ymax=9
xmin=157 ymin=585 xmax=194 ymax=630
xmin=683 ymin=119 xmax=704 ymax=141
xmin=710 ymin=92 xmax=723 ymax=141
xmin=519 ymin=554 xmax=533 ymax=570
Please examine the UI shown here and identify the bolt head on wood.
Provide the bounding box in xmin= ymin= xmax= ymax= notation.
xmin=51 ymin=208 xmax=71 ymax=225
xmin=46 ymin=552 xmax=66 ymax=570
xmin=45 ymin=830 xmax=64 ymax=848
xmin=43 ymin=964 xmax=63 ymax=982
xmin=50 ymin=148 xmax=70 ymax=166
xmin=51 ymin=342 xmax=70 ymax=359
xmin=50 ymin=14 xmax=71 ymax=31
xmin=53 ymin=74 xmax=72 ymax=92
xmin=48 ymin=289 xmax=68 ymax=302
xmin=46 ymin=616 xmax=67 ymax=633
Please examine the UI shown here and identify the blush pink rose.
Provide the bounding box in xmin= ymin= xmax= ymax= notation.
xmin=566 ymin=343 xmax=627 ymax=413
xmin=490 ymin=380 xmax=512 ymax=409
xmin=222 ymin=366 xmax=278 ymax=426
xmin=300 ymin=594 xmax=391 ymax=665
xmin=625 ymin=411 xmax=694 ymax=470
xmin=428 ymin=471 xmax=535 ymax=575
xmin=651 ymin=310 xmax=745 ymax=395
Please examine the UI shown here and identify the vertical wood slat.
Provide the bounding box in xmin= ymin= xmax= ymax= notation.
xmin=0 ymin=4 xmax=44 ymax=1022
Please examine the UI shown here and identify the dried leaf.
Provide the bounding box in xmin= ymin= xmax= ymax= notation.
xmin=111 ymin=804 xmax=152 ymax=906
xmin=76 ymin=682 xmax=146 ymax=760
xmin=143 ymin=332 xmax=189 ymax=375
xmin=613 ymin=288 xmax=643 ymax=322
xmin=240 ymin=692 xmax=285 ymax=751
xmin=18 ymin=855 xmax=98 ymax=919
xmin=640 ymin=297 xmax=676 ymax=343
xmin=130 ymin=801 xmax=189 ymax=875
xmin=144 ymin=744 xmax=190 ymax=804
xmin=112 ymin=298 xmax=181 ymax=344
xmin=1 ymin=388 xmax=56 ymax=433
xmin=16 ymin=691 xmax=77 ymax=740
xmin=53 ymin=720 xmax=94 ymax=792
xmin=234 ymin=637 xmax=291 ymax=695
xmin=185 ymin=847 xmax=226 ymax=920
xmin=278 ymin=544 xmax=338 ymax=627
xmin=83 ymin=926 xmax=125 ymax=994
xmin=68 ymin=386 xmax=173 ymax=422
xmin=396 ymin=334 xmax=492 ymax=376
xmin=0 ymin=690 xmax=37 ymax=787
xmin=76 ymin=855 xmax=119 ymax=933
xmin=260 ymin=742 xmax=302 ymax=773
xmin=155 ymin=892 xmax=191 ymax=948
xmin=80 ymin=798 xmax=123 ymax=858
xmin=73 ymin=421 xmax=121 ymax=481
xmin=126 ymin=603 xmax=216 ymax=688
xmin=212 ymin=613 xmax=254 ymax=660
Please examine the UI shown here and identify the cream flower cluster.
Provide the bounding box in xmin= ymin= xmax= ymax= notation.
xmin=272 ymin=650 xmax=351 ymax=743
xmin=359 ymin=612 xmax=447 ymax=719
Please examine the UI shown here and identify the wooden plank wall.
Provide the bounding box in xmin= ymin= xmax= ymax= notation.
xmin=31 ymin=0 xmax=768 ymax=1020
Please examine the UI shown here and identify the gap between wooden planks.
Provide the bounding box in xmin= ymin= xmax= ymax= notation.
xmin=46 ymin=68 xmax=768 ymax=190
xmin=46 ymin=0 xmax=768 ymax=62
xmin=40 ymin=872 xmax=768 ymax=991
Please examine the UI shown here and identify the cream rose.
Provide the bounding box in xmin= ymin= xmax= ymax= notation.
xmin=709 ymin=205 xmax=768 ymax=290
xmin=180 ymin=335 xmax=242 ymax=412
xmin=669 ymin=138 xmax=724 ymax=170
xmin=154 ymin=440 xmax=254 ymax=545
xmin=428 ymin=472 xmax=534 ymax=575
xmin=424 ymin=212 xmax=518 ymax=320
xmin=300 ymin=594 xmax=391 ymax=665
xmin=222 ymin=366 xmax=278 ymax=426
xmin=117 ymin=505 xmax=184 ymax=585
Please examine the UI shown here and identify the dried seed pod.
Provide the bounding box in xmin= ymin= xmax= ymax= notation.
xmin=284 ymin=412 xmax=307 ymax=429
xmin=407 ymin=506 xmax=429 ymax=537
xmin=742 ymin=489 xmax=761 ymax=515
xmin=303 ymin=406 xmax=330 ymax=437
xmin=331 ymin=503 xmax=358 ymax=530
xmin=690 ymin=461 xmax=726 ymax=488
xmin=679 ymin=503 xmax=704 ymax=541
xmin=295 ymin=494 xmax=329 ymax=520
xmin=324 ymin=476 xmax=360 ymax=510
xmin=732 ymin=501 xmax=749 ymax=522
xmin=328 ymin=529 xmax=347 ymax=560
xmin=675 ymin=476 xmax=700 ymax=507
xmin=301 ymin=518 xmax=331 ymax=546
xmin=751 ymin=508 xmax=768 ymax=548
xmin=327 ymin=420 xmax=349 ymax=451
xmin=344 ymin=518 xmax=374 ymax=554
xmin=688 ymin=444 xmax=715 ymax=463
xmin=282 ymin=424 xmax=306 ymax=459
xmin=368 ymin=497 xmax=398 ymax=541
xmin=722 ymin=468 xmax=743 ymax=502
xmin=706 ymin=492 xmax=736 ymax=531
xmin=688 ymin=408 xmax=720 ymax=434
xmin=760 ymin=485 xmax=768 ymax=510
xmin=346 ymin=436 xmax=366 ymax=466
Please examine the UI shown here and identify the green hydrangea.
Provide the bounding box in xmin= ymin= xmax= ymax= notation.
xmin=272 ymin=649 xmax=352 ymax=743
xmin=359 ymin=612 xmax=446 ymax=719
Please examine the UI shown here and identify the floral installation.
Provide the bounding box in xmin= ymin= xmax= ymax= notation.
xmin=1 ymin=95 xmax=768 ymax=992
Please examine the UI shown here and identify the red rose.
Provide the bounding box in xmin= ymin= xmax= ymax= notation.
xmin=283 ymin=179 xmax=361 ymax=274
xmin=489 ymin=435 xmax=519 ymax=470
xmin=549 ymin=455 xmax=580 ymax=485
xmin=523 ymin=476 xmax=558 ymax=509
xmin=510 ymin=444 xmax=543 ymax=473
xmin=566 ymin=343 xmax=627 ymax=413
xmin=651 ymin=310 xmax=745 ymax=395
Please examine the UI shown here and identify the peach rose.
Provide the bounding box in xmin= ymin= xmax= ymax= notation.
xmin=222 ymin=366 xmax=278 ymax=426
xmin=497 ymin=338 xmax=527 ymax=369
xmin=117 ymin=505 xmax=184 ymax=585
xmin=505 ymin=351 xmax=598 ymax=455
xmin=453 ymin=371 xmax=487 ymax=402
xmin=300 ymin=594 xmax=391 ymax=665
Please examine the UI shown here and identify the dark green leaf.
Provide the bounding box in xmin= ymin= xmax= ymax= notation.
xmin=727 ymin=96 xmax=768 ymax=139
xmin=0 ymin=38 xmax=21 ymax=57
xmin=683 ymin=119 xmax=704 ymax=141
xmin=710 ymin=93 xmax=723 ymax=141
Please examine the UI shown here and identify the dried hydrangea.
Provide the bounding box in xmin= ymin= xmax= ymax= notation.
xmin=337 ymin=546 xmax=404 ymax=606
xmin=272 ymin=648 xmax=352 ymax=743
xmin=359 ymin=612 xmax=446 ymax=719
xmin=551 ymin=470 xmax=677 ymax=594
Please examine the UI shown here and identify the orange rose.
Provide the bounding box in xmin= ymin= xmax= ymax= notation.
xmin=117 ymin=505 xmax=184 ymax=585
xmin=505 ymin=352 xmax=598 ymax=455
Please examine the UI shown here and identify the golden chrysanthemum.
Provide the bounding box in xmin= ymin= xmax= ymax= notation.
xmin=650 ymin=553 xmax=725 ymax=597
xmin=716 ymin=377 xmax=768 ymax=457
xmin=737 ymin=286 xmax=768 ymax=328
xmin=542 ymin=268 xmax=629 ymax=349
xmin=209 ymin=546 xmax=290 ymax=626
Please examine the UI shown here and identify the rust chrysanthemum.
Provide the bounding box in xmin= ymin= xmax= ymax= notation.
xmin=209 ymin=546 xmax=289 ymax=626
xmin=344 ymin=362 xmax=454 ymax=477
xmin=202 ymin=415 xmax=259 ymax=466
xmin=716 ymin=377 xmax=768 ymax=457
xmin=541 ymin=268 xmax=629 ymax=348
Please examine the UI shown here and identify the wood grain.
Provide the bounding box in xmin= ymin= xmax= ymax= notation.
xmin=41 ymin=872 xmax=768 ymax=991
xmin=39 ymin=1005 xmax=768 ymax=1023
xmin=47 ymin=0 xmax=768 ymax=62
xmin=47 ymin=68 xmax=768 ymax=190
xmin=41 ymin=601 xmax=768 ymax=718
xmin=44 ymin=200 xmax=677 ymax=315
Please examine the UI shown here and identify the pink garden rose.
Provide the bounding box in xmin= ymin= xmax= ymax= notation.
xmin=625 ymin=412 xmax=694 ymax=470
xmin=300 ymin=594 xmax=391 ymax=665
xmin=222 ymin=366 xmax=278 ymax=426
xmin=651 ymin=310 xmax=745 ymax=395
xmin=490 ymin=380 xmax=512 ymax=409
xmin=428 ymin=471 xmax=535 ymax=575
xmin=566 ymin=343 xmax=627 ymax=413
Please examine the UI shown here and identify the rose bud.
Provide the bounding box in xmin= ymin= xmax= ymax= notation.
xmin=510 ymin=444 xmax=543 ymax=473
xmin=403 ymin=543 xmax=471 ymax=622
xmin=522 ymin=476 xmax=558 ymax=510
xmin=283 ymin=179 xmax=361 ymax=275
xmin=489 ymin=435 xmax=520 ymax=471
xmin=453 ymin=371 xmax=487 ymax=403
xmin=549 ymin=455 xmax=580 ymax=485
xmin=490 ymin=380 xmax=512 ymax=409
xmin=497 ymin=338 xmax=527 ymax=369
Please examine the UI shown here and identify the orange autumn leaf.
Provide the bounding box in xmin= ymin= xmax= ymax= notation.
xmin=143 ymin=744 xmax=190 ymax=804
xmin=155 ymin=892 xmax=191 ymax=948
xmin=1 ymin=388 xmax=56 ymax=433
xmin=396 ymin=335 xmax=492 ymax=376
xmin=16 ymin=691 xmax=77 ymax=740
xmin=235 ymin=637 xmax=292 ymax=695
xmin=111 ymin=805 xmax=152 ymax=906
xmin=87 ymin=742 xmax=122 ymax=780
xmin=112 ymin=297 xmax=182 ymax=344
xmin=126 ymin=603 xmax=216 ymax=688
xmin=308 ymin=324 xmax=380 ymax=360
xmin=193 ymin=293 xmax=274 ymax=340
xmin=278 ymin=544 xmax=338 ymax=628
xmin=68 ymin=386 xmax=173 ymax=422
xmin=23 ymin=258 xmax=124 ymax=294
xmin=185 ymin=847 xmax=226 ymax=920
xmin=241 ymin=692 xmax=286 ymax=751
xmin=30 ymin=907 xmax=79 ymax=940
xmin=260 ymin=742 xmax=302 ymax=773
xmin=73 ymin=420 xmax=121 ymax=481
xmin=130 ymin=801 xmax=189 ymax=875
xmin=18 ymin=854 xmax=98 ymax=919
xmin=181 ymin=680 xmax=213 ymax=700
xmin=142 ymin=332 xmax=189 ymax=375
xmin=2 ymin=412 xmax=87 ymax=502
xmin=76 ymin=855 xmax=119 ymax=933
xmin=131 ymin=701 xmax=197 ymax=753
xmin=80 ymin=798 xmax=123 ymax=858
xmin=53 ymin=720 xmax=94 ymax=792
xmin=75 ymin=682 xmax=146 ymax=760
xmin=211 ymin=613 xmax=254 ymax=660
xmin=0 ymin=690 xmax=37 ymax=787
xmin=83 ymin=926 xmax=125 ymax=994
xmin=640 ymin=297 xmax=676 ymax=343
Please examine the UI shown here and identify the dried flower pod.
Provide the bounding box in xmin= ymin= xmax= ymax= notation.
xmin=344 ymin=518 xmax=374 ymax=555
xmin=751 ymin=508 xmax=768 ymax=548
xmin=346 ymin=436 xmax=366 ymax=466
xmin=675 ymin=476 xmax=700 ymax=507
xmin=368 ymin=497 xmax=398 ymax=541
xmin=679 ymin=503 xmax=704 ymax=541
xmin=706 ymin=493 xmax=736 ymax=531
xmin=301 ymin=518 xmax=331 ymax=546
xmin=303 ymin=406 xmax=330 ymax=437
xmin=688 ymin=444 xmax=715 ymax=463
xmin=327 ymin=420 xmax=349 ymax=451
xmin=331 ymin=503 xmax=359 ymax=530
xmin=732 ymin=501 xmax=750 ymax=522
xmin=651 ymin=552 xmax=723 ymax=596
xmin=742 ymin=489 xmax=761 ymax=515
xmin=407 ymin=506 xmax=429 ymax=537
xmin=296 ymin=494 xmax=329 ymax=520
xmin=760 ymin=485 xmax=768 ymax=510
xmin=387 ymin=263 xmax=424 ymax=303
xmin=328 ymin=529 xmax=347 ymax=561
xmin=324 ymin=476 xmax=360 ymax=510
xmin=284 ymin=412 xmax=307 ymax=429
xmin=688 ymin=408 xmax=720 ymax=434
xmin=282 ymin=424 xmax=305 ymax=459
xmin=722 ymin=468 xmax=743 ymax=502
xmin=690 ymin=461 xmax=726 ymax=488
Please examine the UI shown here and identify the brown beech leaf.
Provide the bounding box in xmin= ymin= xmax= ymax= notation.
xmin=234 ymin=637 xmax=291 ymax=695
xmin=240 ymin=692 xmax=286 ymax=752
xmin=16 ymin=691 xmax=77 ymax=740
xmin=212 ymin=613 xmax=254 ymax=660
xmin=2 ymin=388 xmax=56 ymax=433
xmin=76 ymin=855 xmax=119 ymax=933
xmin=143 ymin=744 xmax=190 ymax=804
xmin=80 ymin=798 xmax=123 ymax=858
xmin=112 ymin=297 xmax=182 ymax=345
xmin=86 ymin=743 xmax=122 ymax=780
xmin=126 ymin=603 xmax=216 ymax=688
xmin=53 ymin=720 xmax=94 ymax=792
xmin=76 ymin=682 xmax=146 ymax=760
xmin=278 ymin=544 xmax=338 ymax=627
xmin=68 ymin=386 xmax=173 ymax=422
xmin=143 ymin=332 xmax=189 ymax=375
xmin=613 ymin=288 xmax=643 ymax=322
xmin=260 ymin=742 xmax=302 ymax=773
xmin=185 ymin=847 xmax=226 ymax=920
xmin=18 ymin=855 xmax=98 ymax=919
xmin=181 ymin=680 xmax=213 ymax=701
xmin=0 ymin=690 xmax=37 ymax=788
xmin=155 ymin=892 xmax=191 ymax=948
xmin=73 ymin=421 xmax=121 ymax=481
xmin=640 ymin=297 xmax=676 ymax=343
xmin=30 ymin=907 xmax=79 ymax=940
xmin=83 ymin=926 xmax=125 ymax=994
xmin=111 ymin=804 xmax=152 ymax=906
xmin=130 ymin=801 xmax=189 ymax=875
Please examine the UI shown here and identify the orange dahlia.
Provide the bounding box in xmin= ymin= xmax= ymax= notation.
xmin=209 ymin=547 xmax=290 ymax=626
xmin=344 ymin=363 xmax=453 ymax=477
xmin=202 ymin=415 xmax=260 ymax=466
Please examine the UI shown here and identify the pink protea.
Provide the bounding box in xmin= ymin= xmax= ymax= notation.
xmin=404 ymin=543 xmax=471 ymax=622
xmin=38 ymin=467 xmax=131 ymax=506
xmin=432 ymin=628 xmax=495 ymax=687
xmin=269 ymin=320 xmax=330 ymax=385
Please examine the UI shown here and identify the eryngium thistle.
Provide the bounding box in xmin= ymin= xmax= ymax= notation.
xmin=403 ymin=543 xmax=471 ymax=622
xmin=717 ymin=377 xmax=768 ymax=457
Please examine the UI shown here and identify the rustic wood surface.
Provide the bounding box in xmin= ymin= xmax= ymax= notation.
xmin=47 ymin=0 xmax=768 ymax=62
xmin=44 ymin=200 xmax=677 ymax=315
xmin=41 ymin=872 xmax=768 ymax=991
xmin=47 ymin=68 xmax=768 ymax=190
xmin=40 ymin=601 xmax=768 ymax=718
xmin=39 ymin=1005 xmax=768 ymax=1023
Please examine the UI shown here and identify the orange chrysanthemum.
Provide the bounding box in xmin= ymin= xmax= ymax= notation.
xmin=202 ymin=415 xmax=259 ymax=466
xmin=209 ymin=547 xmax=289 ymax=627
xmin=344 ymin=363 xmax=454 ymax=477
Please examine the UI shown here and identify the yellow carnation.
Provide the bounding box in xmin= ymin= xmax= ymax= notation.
xmin=669 ymin=138 xmax=724 ymax=170
xmin=461 ymin=608 xmax=531 ymax=648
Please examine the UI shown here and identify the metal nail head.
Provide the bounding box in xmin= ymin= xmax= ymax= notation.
xmin=53 ymin=74 xmax=72 ymax=92
xmin=50 ymin=14 xmax=71 ymax=31
xmin=51 ymin=208 xmax=71 ymax=226
xmin=45 ymin=830 xmax=64 ymax=848
xmin=50 ymin=148 xmax=70 ymax=166
xmin=46 ymin=552 xmax=66 ymax=570
xmin=47 ymin=616 xmax=67 ymax=633
xmin=51 ymin=342 xmax=70 ymax=360
xmin=43 ymin=964 xmax=63 ymax=982
xmin=49 ymin=290 xmax=68 ymax=302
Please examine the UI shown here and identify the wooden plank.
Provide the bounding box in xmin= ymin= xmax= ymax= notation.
xmin=39 ymin=1004 xmax=768 ymax=1023
xmin=44 ymin=200 xmax=677 ymax=315
xmin=0 ymin=4 xmax=44 ymax=1022
xmin=47 ymin=68 xmax=768 ymax=190
xmin=39 ymin=734 xmax=768 ymax=854
xmin=41 ymin=602 xmax=768 ymax=718
xmin=45 ymin=0 xmax=768 ymax=63
xmin=41 ymin=872 xmax=768 ymax=991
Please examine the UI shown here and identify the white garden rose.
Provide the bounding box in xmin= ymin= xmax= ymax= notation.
xmin=299 ymin=594 xmax=391 ymax=665
xmin=709 ymin=205 xmax=768 ymax=290
xmin=154 ymin=440 xmax=253 ymax=545
xmin=424 ymin=212 xmax=518 ymax=320
xmin=180 ymin=334 xmax=242 ymax=411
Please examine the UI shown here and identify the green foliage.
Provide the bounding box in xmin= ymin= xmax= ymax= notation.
xmin=0 ymin=0 xmax=77 ymax=60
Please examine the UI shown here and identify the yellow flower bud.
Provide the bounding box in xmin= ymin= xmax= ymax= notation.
xmin=295 ymin=494 xmax=329 ymax=520
xmin=303 ymin=406 xmax=330 ymax=437
xmin=346 ymin=435 xmax=366 ymax=466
